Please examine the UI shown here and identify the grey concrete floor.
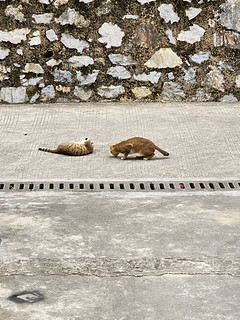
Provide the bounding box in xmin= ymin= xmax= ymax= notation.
xmin=0 ymin=102 xmax=240 ymax=179
xmin=0 ymin=102 xmax=240 ymax=319
xmin=0 ymin=191 xmax=240 ymax=320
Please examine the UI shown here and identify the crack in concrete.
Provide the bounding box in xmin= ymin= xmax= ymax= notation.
xmin=1 ymin=257 xmax=239 ymax=277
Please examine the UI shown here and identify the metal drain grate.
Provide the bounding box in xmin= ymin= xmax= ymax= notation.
xmin=0 ymin=180 xmax=240 ymax=192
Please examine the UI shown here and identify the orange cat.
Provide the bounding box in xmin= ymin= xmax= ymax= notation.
xmin=109 ymin=137 xmax=169 ymax=160
xmin=39 ymin=138 xmax=93 ymax=156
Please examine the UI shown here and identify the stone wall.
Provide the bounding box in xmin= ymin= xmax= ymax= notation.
xmin=0 ymin=0 xmax=239 ymax=104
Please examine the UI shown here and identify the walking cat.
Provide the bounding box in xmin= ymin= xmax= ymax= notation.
xmin=39 ymin=138 xmax=93 ymax=156
xmin=109 ymin=137 xmax=169 ymax=160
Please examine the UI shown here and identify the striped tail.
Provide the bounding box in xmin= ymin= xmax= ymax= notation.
xmin=155 ymin=145 xmax=169 ymax=156
xmin=38 ymin=147 xmax=58 ymax=153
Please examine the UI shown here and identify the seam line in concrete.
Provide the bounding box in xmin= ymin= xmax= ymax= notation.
xmin=1 ymin=258 xmax=240 ymax=277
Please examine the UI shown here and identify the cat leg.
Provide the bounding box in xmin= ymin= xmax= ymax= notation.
xmin=121 ymin=152 xmax=129 ymax=160
xmin=143 ymin=153 xmax=155 ymax=160
xmin=121 ymin=144 xmax=133 ymax=160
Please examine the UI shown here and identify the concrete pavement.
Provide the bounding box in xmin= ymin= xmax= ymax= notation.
xmin=1 ymin=191 xmax=240 ymax=319
xmin=0 ymin=102 xmax=240 ymax=179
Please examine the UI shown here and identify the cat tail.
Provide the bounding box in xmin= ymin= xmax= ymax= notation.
xmin=155 ymin=145 xmax=169 ymax=156
xmin=38 ymin=147 xmax=58 ymax=153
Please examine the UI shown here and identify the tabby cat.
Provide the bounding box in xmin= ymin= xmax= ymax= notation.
xmin=109 ymin=137 xmax=169 ymax=160
xmin=39 ymin=138 xmax=93 ymax=156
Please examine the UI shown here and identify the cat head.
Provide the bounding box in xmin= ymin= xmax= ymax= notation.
xmin=84 ymin=138 xmax=93 ymax=146
xmin=109 ymin=145 xmax=118 ymax=156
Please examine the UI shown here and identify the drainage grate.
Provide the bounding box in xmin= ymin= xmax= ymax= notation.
xmin=0 ymin=180 xmax=239 ymax=192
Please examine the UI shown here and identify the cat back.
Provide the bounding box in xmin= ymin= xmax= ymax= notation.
xmin=109 ymin=137 xmax=169 ymax=160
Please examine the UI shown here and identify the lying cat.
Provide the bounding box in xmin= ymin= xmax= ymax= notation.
xmin=109 ymin=137 xmax=169 ymax=160
xmin=39 ymin=138 xmax=93 ymax=156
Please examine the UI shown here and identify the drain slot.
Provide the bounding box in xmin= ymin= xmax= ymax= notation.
xmin=150 ymin=183 xmax=155 ymax=190
xmin=209 ymin=183 xmax=215 ymax=190
xmin=219 ymin=182 xmax=225 ymax=189
xmin=140 ymin=183 xmax=145 ymax=190
xmin=159 ymin=183 xmax=165 ymax=190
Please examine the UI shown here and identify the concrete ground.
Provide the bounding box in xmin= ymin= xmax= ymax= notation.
xmin=0 ymin=102 xmax=239 ymax=179
xmin=1 ymin=191 xmax=240 ymax=319
xmin=0 ymin=102 xmax=240 ymax=320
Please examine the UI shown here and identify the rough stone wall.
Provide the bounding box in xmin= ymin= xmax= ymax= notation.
xmin=0 ymin=0 xmax=239 ymax=104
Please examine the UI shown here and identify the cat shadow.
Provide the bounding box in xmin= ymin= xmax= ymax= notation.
xmin=108 ymin=156 xmax=169 ymax=161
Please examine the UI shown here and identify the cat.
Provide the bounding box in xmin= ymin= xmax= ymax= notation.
xmin=109 ymin=137 xmax=169 ymax=160
xmin=38 ymin=138 xmax=93 ymax=156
